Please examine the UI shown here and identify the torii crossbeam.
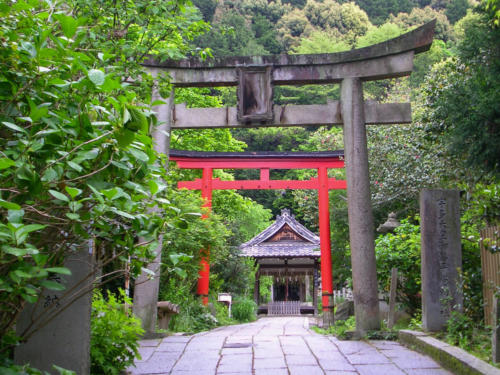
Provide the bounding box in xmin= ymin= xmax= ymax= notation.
xmin=171 ymin=150 xmax=346 ymax=320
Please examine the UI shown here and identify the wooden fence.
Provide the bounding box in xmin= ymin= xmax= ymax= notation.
xmin=480 ymin=226 xmax=500 ymax=326
xmin=268 ymin=301 xmax=301 ymax=315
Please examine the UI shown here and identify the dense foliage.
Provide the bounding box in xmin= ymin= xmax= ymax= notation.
xmin=91 ymin=290 xmax=143 ymax=375
xmin=375 ymin=218 xmax=422 ymax=314
xmin=0 ymin=0 xmax=207 ymax=370
xmin=231 ymin=298 xmax=257 ymax=323
xmin=422 ymin=9 xmax=500 ymax=176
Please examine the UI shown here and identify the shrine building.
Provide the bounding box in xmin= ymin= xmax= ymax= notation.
xmin=240 ymin=209 xmax=321 ymax=315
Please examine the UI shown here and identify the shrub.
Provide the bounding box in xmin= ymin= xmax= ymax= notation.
xmin=232 ymin=298 xmax=257 ymax=322
xmin=214 ymin=302 xmax=237 ymax=326
xmin=445 ymin=311 xmax=473 ymax=346
xmin=90 ymin=289 xmax=143 ymax=375
xmin=168 ymin=295 xmax=218 ymax=333
xmin=375 ymin=218 xmax=421 ymax=314
xmin=442 ymin=311 xmax=493 ymax=363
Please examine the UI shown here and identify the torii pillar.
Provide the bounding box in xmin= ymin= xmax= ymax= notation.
xmin=341 ymin=78 xmax=379 ymax=331
xmin=197 ymin=167 xmax=213 ymax=305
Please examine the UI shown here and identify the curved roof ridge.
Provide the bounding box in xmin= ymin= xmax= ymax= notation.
xmin=240 ymin=209 xmax=319 ymax=249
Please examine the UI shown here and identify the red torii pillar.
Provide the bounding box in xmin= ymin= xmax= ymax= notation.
xmin=171 ymin=151 xmax=345 ymax=324
xmin=197 ymin=167 xmax=212 ymax=306
xmin=318 ymin=166 xmax=333 ymax=323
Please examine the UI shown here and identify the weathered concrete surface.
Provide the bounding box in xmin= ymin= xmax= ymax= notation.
xmin=420 ymin=189 xmax=463 ymax=332
xmin=133 ymin=73 xmax=174 ymax=335
xmin=172 ymin=102 xmax=411 ymax=129
xmin=400 ymin=330 xmax=500 ymax=375
xmin=341 ymin=77 xmax=380 ymax=332
xmin=143 ymin=20 xmax=435 ymax=84
xmin=15 ymin=248 xmax=94 ymax=374
xmin=149 ymin=51 xmax=416 ymax=87
xmin=129 ymin=317 xmax=453 ymax=375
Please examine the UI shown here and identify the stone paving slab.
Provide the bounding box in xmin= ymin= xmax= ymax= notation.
xmin=128 ymin=317 xmax=456 ymax=375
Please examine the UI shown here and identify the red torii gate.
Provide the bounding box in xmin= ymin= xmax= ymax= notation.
xmin=170 ymin=149 xmax=346 ymax=319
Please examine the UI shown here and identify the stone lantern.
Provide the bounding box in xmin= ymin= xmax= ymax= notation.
xmin=377 ymin=212 xmax=400 ymax=233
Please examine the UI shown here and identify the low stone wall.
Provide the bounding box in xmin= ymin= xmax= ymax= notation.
xmin=399 ymin=330 xmax=500 ymax=375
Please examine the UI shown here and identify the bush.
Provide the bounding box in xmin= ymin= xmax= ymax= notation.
xmin=90 ymin=289 xmax=143 ymax=375
xmin=231 ymin=298 xmax=257 ymax=322
xmin=445 ymin=311 xmax=473 ymax=346
xmin=441 ymin=311 xmax=493 ymax=363
xmin=214 ymin=302 xmax=237 ymax=326
xmin=375 ymin=218 xmax=422 ymax=314
xmin=168 ymin=296 xmax=218 ymax=333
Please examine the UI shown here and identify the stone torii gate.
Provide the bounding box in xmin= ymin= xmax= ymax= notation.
xmin=134 ymin=21 xmax=436 ymax=333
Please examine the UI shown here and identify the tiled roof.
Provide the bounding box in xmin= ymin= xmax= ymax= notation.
xmin=241 ymin=242 xmax=320 ymax=258
xmin=240 ymin=209 xmax=320 ymax=258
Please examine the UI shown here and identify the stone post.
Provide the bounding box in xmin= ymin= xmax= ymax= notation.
xmin=133 ymin=73 xmax=174 ymax=335
xmin=341 ymin=77 xmax=380 ymax=332
xmin=420 ymin=189 xmax=463 ymax=332
xmin=15 ymin=248 xmax=95 ymax=374
xmin=388 ymin=268 xmax=398 ymax=329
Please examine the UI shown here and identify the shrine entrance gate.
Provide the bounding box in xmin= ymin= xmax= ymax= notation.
xmin=170 ymin=149 xmax=346 ymax=323
xmin=133 ymin=21 xmax=436 ymax=331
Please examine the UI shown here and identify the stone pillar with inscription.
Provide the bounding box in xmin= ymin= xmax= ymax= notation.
xmin=15 ymin=248 xmax=95 ymax=374
xmin=420 ymin=189 xmax=463 ymax=331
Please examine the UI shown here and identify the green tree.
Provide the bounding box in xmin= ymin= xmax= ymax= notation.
xmin=193 ymin=0 xmax=218 ymax=22
xmin=485 ymin=0 xmax=500 ymax=24
xmin=410 ymin=39 xmax=451 ymax=88
xmin=0 ymin=0 xmax=206 ymax=367
xmin=278 ymin=8 xmax=313 ymax=49
xmin=421 ymin=8 xmax=500 ymax=176
xmin=293 ymin=30 xmax=350 ymax=54
xmin=303 ymin=0 xmax=372 ymax=45
xmin=445 ymin=0 xmax=471 ymax=23
xmin=390 ymin=6 xmax=455 ymax=42
xmin=354 ymin=0 xmax=417 ymax=25
xmin=196 ymin=10 xmax=268 ymax=56
xmin=252 ymin=15 xmax=284 ymax=54
xmin=375 ymin=218 xmax=422 ymax=313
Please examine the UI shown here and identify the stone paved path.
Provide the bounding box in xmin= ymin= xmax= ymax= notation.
xmin=130 ymin=317 xmax=453 ymax=375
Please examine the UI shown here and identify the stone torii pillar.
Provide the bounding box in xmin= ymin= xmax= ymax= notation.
xmin=132 ymin=69 xmax=174 ymax=335
xmin=341 ymin=78 xmax=379 ymax=330
xmin=142 ymin=20 xmax=436 ymax=330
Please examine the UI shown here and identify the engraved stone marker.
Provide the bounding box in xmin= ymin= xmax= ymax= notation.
xmin=15 ymin=248 xmax=94 ymax=374
xmin=420 ymin=189 xmax=463 ymax=331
